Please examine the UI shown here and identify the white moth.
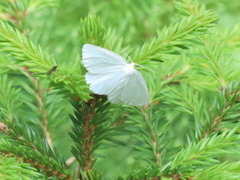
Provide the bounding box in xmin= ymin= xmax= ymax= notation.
xmin=82 ymin=44 xmax=149 ymax=106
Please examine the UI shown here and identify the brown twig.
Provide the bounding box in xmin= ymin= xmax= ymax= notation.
xmin=0 ymin=122 xmax=10 ymax=135
xmin=0 ymin=121 xmax=38 ymax=151
xmin=66 ymin=156 xmax=77 ymax=167
xmin=201 ymin=87 xmax=240 ymax=139
xmin=0 ymin=151 xmax=71 ymax=180
xmin=82 ymin=107 xmax=95 ymax=172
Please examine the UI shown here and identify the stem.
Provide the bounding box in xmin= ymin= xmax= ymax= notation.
xmin=66 ymin=156 xmax=76 ymax=167
xmin=200 ymin=87 xmax=239 ymax=139
xmin=141 ymin=107 xmax=161 ymax=165
xmin=201 ymin=106 xmax=227 ymax=139
xmin=34 ymin=78 xmax=53 ymax=150
xmin=82 ymin=107 xmax=95 ymax=171
xmin=0 ymin=121 xmax=37 ymax=150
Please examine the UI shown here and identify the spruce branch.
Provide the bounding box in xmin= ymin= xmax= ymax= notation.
xmin=0 ymin=0 xmax=28 ymax=30
xmin=1 ymin=113 xmax=70 ymax=179
xmin=131 ymin=8 xmax=218 ymax=64
xmin=0 ymin=20 xmax=55 ymax=72
xmin=201 ymin=82 xmax=240 ymax=138
xmin=221 ymin=25 xmax=240 ymax=50
xmin=0 ymin=0 xmax=239 ymax=179
xmin=0 ymin=2 xmax=85 ymax=152
xmin=50 ymin=69 xmax=91 ymax=101
xmin=1 ymin=113 xmax=69 ymax=174
xmin=0 ymin=76 xmax=71 ymax=179
xmin=0 ymin=20 xmax=91 ymax=101
xmin=0 ymin=76 xmax=45 ymax=152
xmin=163 ymin=129 xmax=240 ymax=178
xmin=163 ymin=84 xmax=206 ymax=139
xmin=7 ymin=61 xmax=55 ymax=151
xmin=0 ymin=139 xmax=71 ymax=180
xmin=33 ymin=78 xmax=54 ymax=150
xmin=161 ymin=65 xmax=190 ymax=87
xmin=79 ymin=15 xmax=108 ymax=47
xmin=0 ymin=2 xmax=55 ymax=149
xmin=209 ymin=25 xmax=240 ymax=51
xmin=0 ymin=121 xmax=36 ymax=151
xmin=198 ymin=35 xmax=234 ymax=88
xmin=174 ymin=0 xmax=203 ymax=16
xmin=0 ymin=153 xmax=42 ymax=180
xmin=0 ymin=0 xmax=57 ymax=28
xmin=120 ymin=166 xmax=161 ymax=180
xmin=125 ymin=106 xmax=171 ymax=172
xmin=0 ymin=76 xmax=21 ymax=120
xmin=79 ymin=15 xmax=124 ymax=54
xmin=138 ymin=107 xmax=161 ymax=165
xmin=0 ymin=122 xmax=10 ymax=135
xmin=0 ymin=76 xmax=37 ymax=150
xmin=69 ymin=97 xmax=112 ymax=177
xmin=194 ymin=161 xmax=240 ymax=180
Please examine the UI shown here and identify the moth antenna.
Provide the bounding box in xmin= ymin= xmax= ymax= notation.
xmin=121 ymin=48 xmax=133 ymax=63
xmin=121 ymin=48 xmax=154 ymax=72
xmin=135 ymin=63 xmax=154 ymax=73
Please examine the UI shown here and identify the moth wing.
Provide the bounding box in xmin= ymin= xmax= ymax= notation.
xmin=85 ymin=71 xmax=125 ymax=95
xmin=108 ymin=71 xmax=149 ymax=106
xmin=82 ymin=44 xmax=127 ymax=74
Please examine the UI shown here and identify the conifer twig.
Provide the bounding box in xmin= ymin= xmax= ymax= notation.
xmin=3 ymin=3 xmax=54 ymax=150
xmin=141 ymin=107 xmax=161 ymax=165
xmin=81 ymin=104 xmax=96 ymax=171
xmin=66 ymin=156 xmax=76 ymax=167
xmin=201 ymin=84 xmax=240 ymax=139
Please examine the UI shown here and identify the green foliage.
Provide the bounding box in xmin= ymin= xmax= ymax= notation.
xmin=165 ymin=129 xmax=240 ymax=176
xmin=69 ymin=98 xmax=113 ymax=173
xmin=0 ymin=0 xmax=56 ymax=31
xmin=0 ymin=0 xmax=240 ymax=180
xmin=79 ymin=15 xmax=124 ymax=56
xmin=194 ymin=161 xmax=240 ymax=180
xmin=0 ymin=76 xmax=21 ymax=119
xmin=0 ymin=20 xmax=55 ymax=72
xmin=131 ymin=7 xmax=218 ymax=64
xmin=0 ymin=154 xmax=42 ymax=180
xmin=0 ymin=76 xmax=71 ymax=179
